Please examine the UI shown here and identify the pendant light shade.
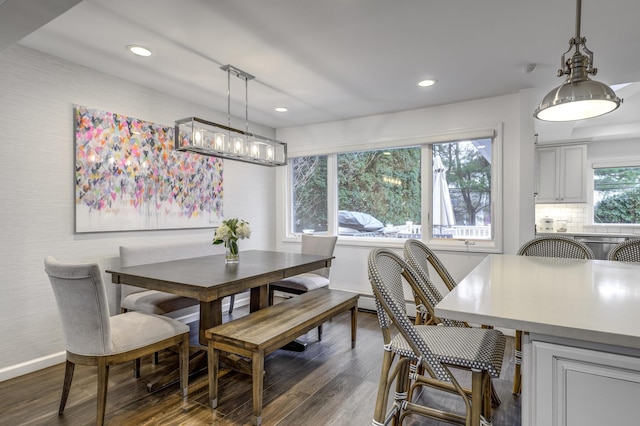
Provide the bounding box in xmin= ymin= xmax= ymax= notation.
xmin=534 ymin=0 xmax=622 ymax=121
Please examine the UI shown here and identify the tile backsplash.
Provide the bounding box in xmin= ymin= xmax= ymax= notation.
xmin=535 ymin=204 xmax=640 ymax=236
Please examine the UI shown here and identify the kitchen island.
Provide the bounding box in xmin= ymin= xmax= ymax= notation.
xmin=435 ymin=254 xmax=640 ymax=426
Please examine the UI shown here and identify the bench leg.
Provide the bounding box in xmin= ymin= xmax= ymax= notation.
xmin=350 ymin=305 xmax=357 ymax=348
xmin=252 ymin=351 xmax=265 ymax=426
xmin=208 ymin=341 xmax=219 ymax=409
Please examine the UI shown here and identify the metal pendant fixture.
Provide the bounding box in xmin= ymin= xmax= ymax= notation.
xmin=175 ymin=65 xmax=287 ymax=166
xmin=534 ymin=0 xmax=622 ymax=122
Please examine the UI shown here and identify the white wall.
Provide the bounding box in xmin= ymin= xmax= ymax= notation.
xmin=0 ymin=45 xmax=277 ymax=380
xmin=275 ymin=90 xmax=537 ymax=299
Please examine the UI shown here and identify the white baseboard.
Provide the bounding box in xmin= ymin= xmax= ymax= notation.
xmin=0 ymin=351 xmax=66 ymax=382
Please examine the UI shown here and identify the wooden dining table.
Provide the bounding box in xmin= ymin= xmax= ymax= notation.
xmin=107 ymin=249 xmax=334 ymax=346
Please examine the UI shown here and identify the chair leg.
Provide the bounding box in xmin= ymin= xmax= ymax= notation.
xmin=59 ymin=360 xmax=75 ymax=415
xmin=153 ymin=351 xmax=159 ymax=365
xmin=179 ymin=334 xmax=189 ymax=404
xmin=228 ymin=294 xmax=235 ymax=314
xmin=373 ymin=349 xmax=393 ymax=424
xmin=96 ymin=358 xmax=109 ymax=426
xmin=317 ymin=324 xmax=323 ymax=341
xmin=513 ymin=330 xmax=522 ymax=395
xmin=133 ymin=358 xmax=141 ymax=378
xmin=470 ymin=369 xmax=483 ymax=426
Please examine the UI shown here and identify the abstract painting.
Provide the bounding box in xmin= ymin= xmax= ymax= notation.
xmin=75 ymin=106 xmax=223 ymax=232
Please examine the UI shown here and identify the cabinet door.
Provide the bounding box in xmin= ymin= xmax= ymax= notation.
xmin=536 ymin=147 xmax=559 ymax=202
xmin=529 ymin=340 xmax=640 ymax=426
xmin=559 ymin=145 xmax=587 ymax=202
xmin=535 ymin=144 xmax=587 ymax=203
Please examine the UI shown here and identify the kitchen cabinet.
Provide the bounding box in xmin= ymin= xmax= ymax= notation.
xmin=536 ymin=144 xmax=587 ymax=203
xmin=527 ymin=337 xmax=640 ymax=426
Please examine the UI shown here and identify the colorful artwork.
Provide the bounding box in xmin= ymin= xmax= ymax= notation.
xmin=74 ymin=106 xmax=223 ymax=232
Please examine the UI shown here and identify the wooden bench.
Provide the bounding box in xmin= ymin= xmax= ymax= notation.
xmin=205 ymin=288 xmax=359 ymax=426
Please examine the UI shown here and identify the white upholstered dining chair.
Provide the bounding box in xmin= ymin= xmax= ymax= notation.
xmin=268 ymin=234 xmax=338 ymax=339
xmin=44 ymin=256 xmax=189 ymax=426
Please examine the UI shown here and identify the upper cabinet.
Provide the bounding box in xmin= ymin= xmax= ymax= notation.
xmin=536 ymin=144 xmax=587 ymax=203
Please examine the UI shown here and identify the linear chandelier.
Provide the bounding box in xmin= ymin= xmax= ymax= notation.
xmin=534 ymin=0 xmax=622 ymax=122
xmin=175 ymin=65 xmax=287 ymax=166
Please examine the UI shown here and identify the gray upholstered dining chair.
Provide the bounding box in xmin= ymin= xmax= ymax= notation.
xmin=513 ymin=235 xmax=595 ymax=394
xmin=268 ymin=234 xmax=338 ymax=339
xmin=368 ymin=249 xmax=505 ymax=426
xmin=44 ymin=256 xmax=189 ymax=426
xmin=607 ymin=239 xmax=640 ymax=262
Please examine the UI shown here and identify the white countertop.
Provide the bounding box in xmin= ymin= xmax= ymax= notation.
xmin=435 ymin=255 xmax=640 ymax=349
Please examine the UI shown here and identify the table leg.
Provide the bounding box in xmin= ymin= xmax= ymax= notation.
xmin=250 ymin=285 xmax=268 ymax=312
xmin=200 ymin=299 xmax=223 ymax=346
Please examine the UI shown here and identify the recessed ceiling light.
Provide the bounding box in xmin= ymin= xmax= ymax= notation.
xmin=275 ymin=107 xmax=288 ymax=113
xmin=418 ymin=79 xmax=437 ymax=87
xmin=127 ymin=45 xmax=152 ymax=57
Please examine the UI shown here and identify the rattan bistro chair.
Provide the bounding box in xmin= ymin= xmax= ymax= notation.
xmin=44 ymin=257 xmax=189 ymax=426
xmin=404 ymin=239 xmax=468 ymax=327
xmin=607 ymin=239 xmax=640 ymax=262
xmin=512 ymin=235 xmax=595 ymax=395
xmin=368 ymin=249 xmax=506 ymax=426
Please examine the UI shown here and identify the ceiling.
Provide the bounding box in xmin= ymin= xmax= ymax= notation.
xmin=8 ymin=0 xmax=640 ymax=142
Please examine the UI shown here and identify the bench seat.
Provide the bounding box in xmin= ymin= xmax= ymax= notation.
xmin=206 ymin=288 xmax=359 ymax=426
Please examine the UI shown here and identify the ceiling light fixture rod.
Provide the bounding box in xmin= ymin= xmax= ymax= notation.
xmin=221 ymin=64 xmax=254 ymax=134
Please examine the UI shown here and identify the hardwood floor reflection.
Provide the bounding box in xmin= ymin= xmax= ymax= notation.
xmin=0 ymin=307 xmax=520 ymax=425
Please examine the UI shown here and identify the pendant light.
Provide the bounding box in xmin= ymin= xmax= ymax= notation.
xmin=534 ymin=0 xmax=622 ymax=122
xmin=175 ymin=65 xmax=287 ymax=166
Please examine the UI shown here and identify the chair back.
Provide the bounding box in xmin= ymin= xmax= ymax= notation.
xmin=404 ymin=239 xmax=457 ymax=291
xmin=301 ymin=234 xmax=338 ymax=278
xmin=517 ymin=236 xmax=595 ymax=259
xmin=44 ymin=256 xmax=113 ymax=356
xmin=367 ymin=249 xmax=452 ymax=382
xmin=607 ymin=239 xmax=640 ymax=262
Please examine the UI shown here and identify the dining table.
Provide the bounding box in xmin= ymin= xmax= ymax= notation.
xmin=107 ymin=249 xmax=334 ymax=388
xmin=435 ymin=254 xmax=640 ymax=426
xmin=107 ymin=249 xmax=334 ymax=346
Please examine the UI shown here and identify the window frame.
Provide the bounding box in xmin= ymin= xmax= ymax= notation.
xmin=283 ymin=125 xmax=503 ymax=253
xmin=590 ymin=159 xmax=640 ymax=226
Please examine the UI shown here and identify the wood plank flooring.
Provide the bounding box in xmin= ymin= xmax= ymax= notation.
xmin=0 ymin=307 xmax=521 ymax=425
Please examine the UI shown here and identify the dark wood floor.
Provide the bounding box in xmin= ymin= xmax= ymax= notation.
xmin=0 ymin=307 xmax=521 ymax=425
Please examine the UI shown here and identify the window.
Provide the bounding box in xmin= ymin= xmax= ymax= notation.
xmin=287 ymin=128 xmax=501 ymax=252
xmin=291 ymin=155 xmax=328 ymax=233
xmin=593 ymin=164 xmax=640 ymax=224
xmin=431 ymin=139 xmax=492 ymax=241
xmin=337 ymin=147 xmax=421 ymax=237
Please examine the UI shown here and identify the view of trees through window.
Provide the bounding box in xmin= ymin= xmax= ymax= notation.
xmin=290 ymin=136 xmax=494 ymax=240
xmin=291 ymin=156 xmax=328 ymax=233
xmin=337 ymin=147 xmax=421 ymax=235
xmin=433 ymin=139 xmax=492 ymax=240
xmin=594 ymin=166 xmax=640 ymax=224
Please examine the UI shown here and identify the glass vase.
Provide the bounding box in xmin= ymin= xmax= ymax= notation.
xmin=225 ymin=244 xmax=240 ymax=264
